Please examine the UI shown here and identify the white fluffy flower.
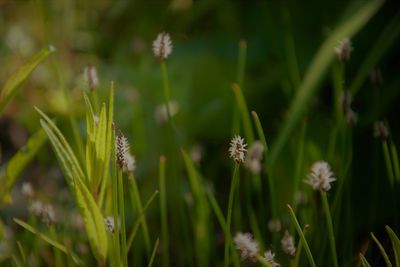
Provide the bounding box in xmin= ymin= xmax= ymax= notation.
xmin=233 ymin=232 xmax=260 ymax=261
xmin=245 ymin=140 xmax=264 ymax=174
xmin=334 ymin=38 xmax=353 ymax=62
xmin=21 ymin=182 xmax=34 ymax=198
xmin=229 ymin=136 xmax=247 ymax=164
xmin=281 ymin=230 xmax=296 ymax=257
xmin=264 ymin=250 xmax=280 ymax=267
xmin=305 ymin=161 xmax=336 ymax=192
xmin=29 ymin=201 xmax=44 ymax=216
xmin=116 ymin=132 xmax=130 ymax=169
xmin=123 ymin=153 xmax=136 ymax=173
xmin=154 ymin=100 xmax=179 ymax=125
xmin=152 ymin=32 xmax=173 ymax=60
xmin=373 ymin=121 xmax=389 ymax=140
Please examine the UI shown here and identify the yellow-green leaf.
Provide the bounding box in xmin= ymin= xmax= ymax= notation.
xmin=0 ymin=46 xmax=55 ymax=114
xmin=0 ymin=129 xmax=47 ymax=206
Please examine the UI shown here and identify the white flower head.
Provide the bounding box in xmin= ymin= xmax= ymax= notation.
xmin=264 ymin=250 xmax=280 ymax=267
xmin=346 ymin=108 xmax=358 ymax=127
xmin=281 ymin=230 xmax=296 ymax=257
xmin=245 ymin=140 xmax=264 ymax=174
xmin=116 ymin=132 xmax=130 ymax=169
xmin=41 ymin=204 xmax=56 ymax=226
xmin=21 ymin=182 xmax=34 ymax=198
xmin=373 ymin=121 xmax=389 ymax=140
xmin=104 ymin=216 xmax=115 ymax=234
xmin=83 ymin=65 xmax=99 ymax=91
xmin=123 ymin=153 xmax=136 ymax=173
xmin=233 ymin=232 xmax=260 ymax=261
xmin=29 ymin=200 xmax=44 ymax=216
xmin=154 ymin=100 xmax=179 ymax=125
xmin=305 ymin=161 xmax=336 ymax=192
xmin=152 ymin=32 xmax=173 ymax=60
xmin=229 ymin=135 xmax=247 ymax=164
xmin=334 ymin=38 xmax=353 ymax=62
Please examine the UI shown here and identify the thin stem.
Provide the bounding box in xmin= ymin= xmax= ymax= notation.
xmin=111 ymin=130 xmax=121 ymax=267
xmin=118 ymin=168 xmax=128 ymax=267
xmin=287 ymin=204 xmax=316 ymax=267
xmin=160 ymin=61 xmax=172 ymax=121
xmin=257 ymin=255 xmax=273 ymax=267
xmin=382 ymin=141 xmax=395 ymax=185
xmin=128 ymin=172 xmax=151 ymax=256
xmin=147 ymin=238 xmax=160 ymax=267
xmin=224 ymin=164 xmax=240 ymax=267
xmin=321 ymin=192 xmax=339 ymax=267
xmin=159 ymin=156 xmax=169 ymax=267
xmin=370 ymin=232 xmax=393 ymax=267
xmin=293 ymin=225 xmax=308 ymax=267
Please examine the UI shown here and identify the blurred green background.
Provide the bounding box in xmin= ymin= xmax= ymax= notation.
xmin=1 ymin=0 xmax=400 ymax=266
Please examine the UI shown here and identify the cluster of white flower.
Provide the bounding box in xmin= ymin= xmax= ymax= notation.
xmin=245 ymin=140 xmax=264 ymax=175
xmin=115 ymin=132 xmax=136 ymax=172
xmin=229 ymin=136 xmax=247 ymax=164
xmin=281 ymin=230 xmax=296 ymax=257
xmin=264 ymin=250 xmax=281 ymax=267
xmin=29 ymin=201 xmax=56 ymax=225
xmin=334 ymin=38 xmax=353 ymax=62
xmin=305 ymin=161 xmax=336 ymax=192
xmin=83 ymin=65 xmax=99 ymax=91
xmin=373 ymin=121 xmax=389 ymax=140
xmin=104 ymin=216 xmax=115 ymax=234
xmin=152 ymin=32 xmax=173 ymax=60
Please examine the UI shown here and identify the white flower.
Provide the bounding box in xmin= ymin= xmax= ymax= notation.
xmin=373 ymin=121 xmax=389 ymax=140
xmin=123 ymin=153 xmax=136 ymax=173
xmin=21 ymin=182 xmax=34 ymax=198
xmin=233 ymin=232 xmax=260 ymax=261
xmin=152 ymin=32 xmax=173 ymax=60
xmin=29 ymin=201 xmax=44 ymax=216
xmin=334 ymin=38 xmax=353 ymax=62
xmin=245 ymin=140 xmax=264 ymax=174
xmin=41 ymin=204 xmax=56 ymax=225
xmin=115 ymin=132 xmax=130 ymax=169
xmin=229 ymin=136 xmax=247 ymax=164
xmin=281 ymin=230 xmax=296 ymax=257
xmin=104 ymin=216 xmax=115 ymax=233
xmin=154 ymin=100 xmax=179 ymax=125
xmin=83 ymin=65 xmax=99 ymax=91
xmin=345 ymin=108 xmax=358 ymax=127
xmin=264 ymin=250 xmax=280 ymax=267
xmin=305 ymin=161 xmax=336 ymax=192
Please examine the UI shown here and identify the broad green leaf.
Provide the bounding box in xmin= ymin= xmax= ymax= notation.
xmin=13 ymin=218 xmax=82 ymax=265
xmin=0 ymin=46 xmax=55 ymax=114
xmin=267 ymin=0 xmax=383 ymax=167
xmin=37 ymin=109 xmax=108 ymax=261
xmin=371 ymin=232 xmax=392 ymax=267
xmin=94 ymin=103 xmax=107 ymax=189
xmin=386 ymin=225 xmax=400 ymax=267
xmin=0 ymin=129 xmax=47 ymax=206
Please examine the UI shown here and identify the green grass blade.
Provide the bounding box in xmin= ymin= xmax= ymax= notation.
xmin=127 ymin=190 xmax=159 ymax=251
xmin=371 ymin=232 xmax=392 ymax=267
xmin=287 ymin=204 xmax=316 ymax=267
xmin=0 ymin=129 xmax=47 ymax=206
xmin=0 ymin=46 xmax=55 ymax=114
xmin=350 ymin=11 xmax=400 ymax=95
xmin=268 ymin=0 xmax=383 ymax=167
xmin=232 ymin=83 xmax=254 ymax=143
xmin=14 ymin=218 xmax=82 ymax=265
xmin=359 ymin=253 xmax=372 ymax=267
xmin=385 ymin=225 xmax=400 ymax=267
xmin=147 ymin=238 xmax=160 ymax=267
xmin=159 ymin=155 xmax=169 ymax=267
xmin=389 ymin=141 xmax=400 ymax=182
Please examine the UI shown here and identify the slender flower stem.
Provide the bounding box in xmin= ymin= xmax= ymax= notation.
xmin=224 ymin=164 xmax=240 ymax=267
xmin=287 ymin=204 xmax=316 ymax=267
xmin=293 ymin=225 xmax=308 ymax=267
xmin=111 ymin=130 xmax=121 ymax=267
xmin=382 ymin=141 xmax=395 ymax=185
xmin=117 ymin=168 xmax=128 ymax=267
xmin=160 ymin=61 xmax=172 ymax=121
xmin=257 ymin=256 xmax=273 ymax=267
xmin=159 ymin=156 xmax=169 ymax=267
xmin=128 ymin=172 xmax=151 ymax=256
xmin=321 ymin=192 xmax=339 ymax=267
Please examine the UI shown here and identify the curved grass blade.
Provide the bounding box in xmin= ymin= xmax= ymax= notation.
xmin=0 ymin=129 xmax=47 ymax=206
xmin=359 ymin=253 xmax=372 ymax=267
xmin=14 ymin=218 xmax=82 ymax=265
xmin=147 ymin=238 xmax=160 ymax=267
xmin=0 ymin=46 xmax=55 ymax=114
xmin=268 ymin=0 xmax=383 ymax=167
xmin=371 ymin=232 xmax=392 ymax=267
xmin=385 ymin=225 xmax=400 ymax=267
